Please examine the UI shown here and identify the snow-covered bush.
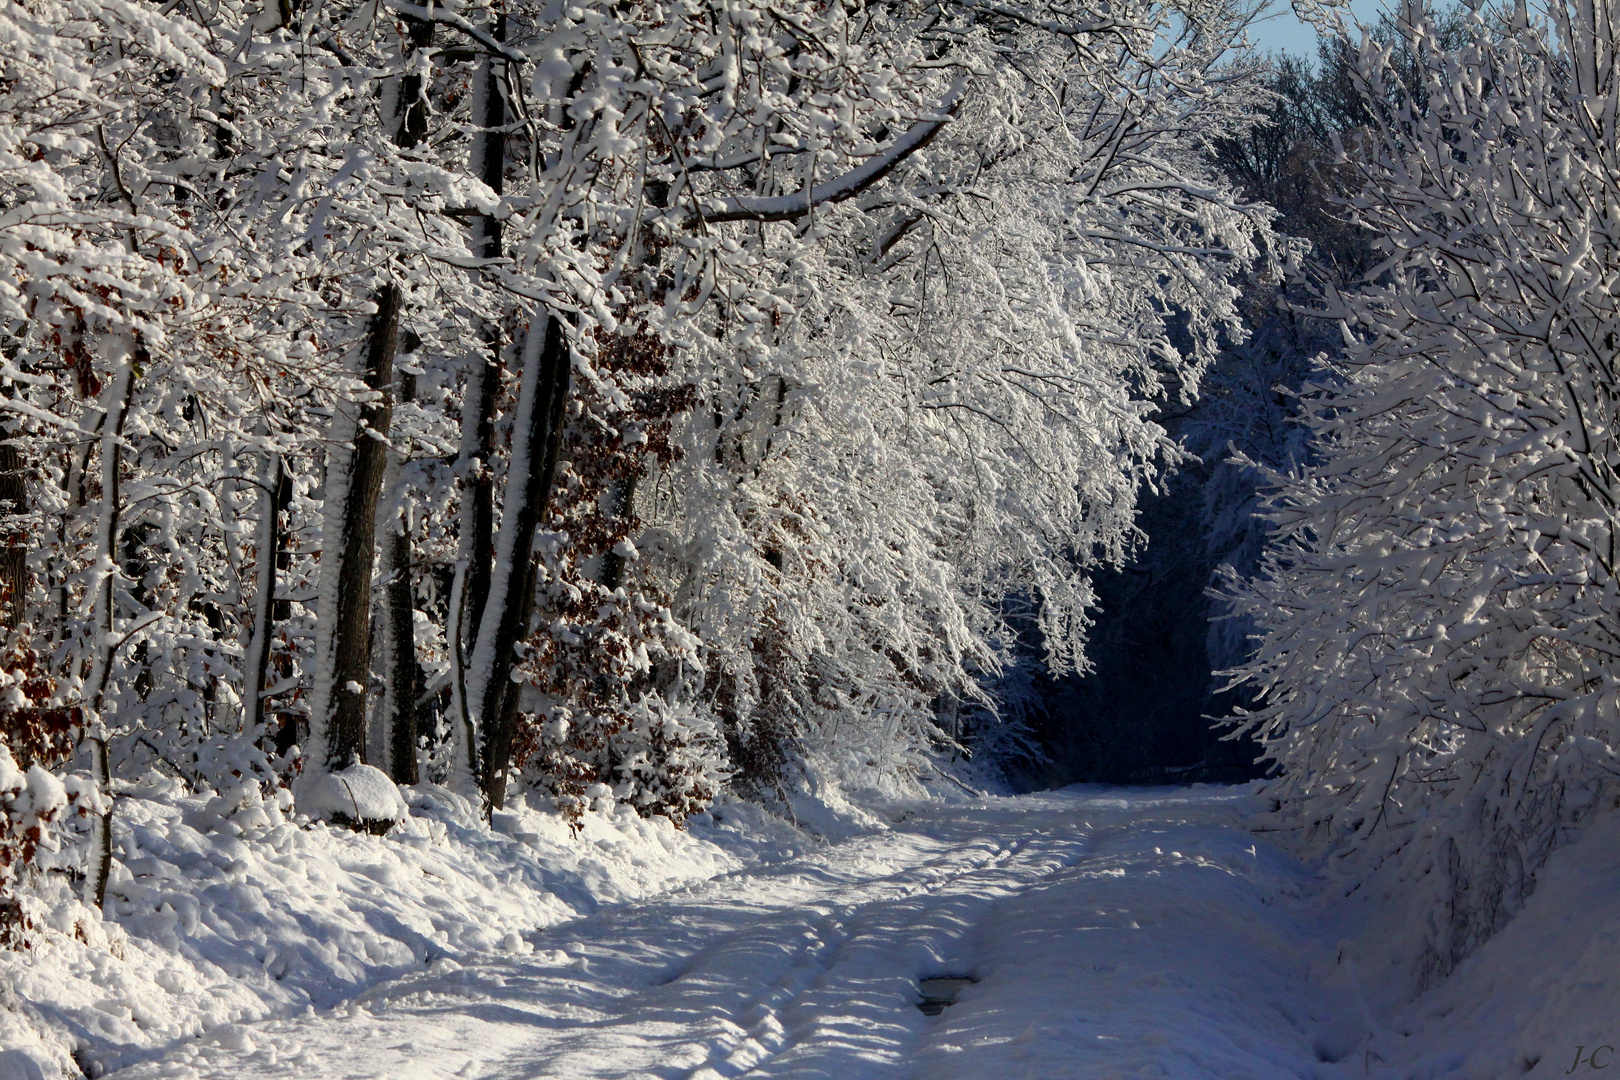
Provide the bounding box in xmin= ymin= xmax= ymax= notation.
xmin=0 ymin=743 xmax=67 ymax=946
xmin=500 ymin=319 xmax=715 ymax=822
xmin=0 ymin=632 xmax=105 ymax=945
xmin=0 ymin=630 xmax=80 ymax=943
xmin=1228 ymin=0 xmax=1620 ymax=982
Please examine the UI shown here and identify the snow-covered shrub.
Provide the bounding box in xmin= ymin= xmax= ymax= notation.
xmin=602 ymin=696 xmax=723 ymax=822
xmin=1228 ymin=1 xmax=1620 ymax=982
xmin=512 ymin=577 xmax=716 ymax=823
xmin=503 ymin=319 xmax=718 ymax=823
xmin=0 ymin=743 xmax=67 ymax=946
xmin=0 ymin=628 xmax=89 ymax=945
xmin=0 ymin=632 xmax=104 ymax=946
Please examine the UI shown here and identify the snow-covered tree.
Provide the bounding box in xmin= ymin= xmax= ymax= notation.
xmin=0 ymin=0 xmax=1280 ymax=930
xmin=1227 ymin=0 xmax=1620 ymax=982
xmin=642 ymin=0 xmax=1276 ymax=802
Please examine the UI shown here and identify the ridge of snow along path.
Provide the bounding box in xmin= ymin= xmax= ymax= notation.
xmin=103 ymin=787 xmax=1356 ymax=1080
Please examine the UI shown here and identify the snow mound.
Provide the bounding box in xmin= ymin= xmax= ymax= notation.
xmin=1354 ymin=806 xmax=1620 ymax=1077
xmin=296 ymin=764 xmax=408 ymax=829
xmin=0 ymin=776 xmax=755 ymax=1077
xmin=0 ymin=1051 xmax=46 ymax=1080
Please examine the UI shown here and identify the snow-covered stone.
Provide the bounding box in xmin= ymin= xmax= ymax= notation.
xmin=296 ymin=764 xmax=408 ymax=829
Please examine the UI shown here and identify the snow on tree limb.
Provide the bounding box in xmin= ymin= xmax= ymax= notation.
xmin=680 ymin=77 xmax=971 ymax=227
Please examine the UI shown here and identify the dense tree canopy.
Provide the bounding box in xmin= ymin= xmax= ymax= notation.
xmin=0 ymin=0 xmax=1274 ymax=932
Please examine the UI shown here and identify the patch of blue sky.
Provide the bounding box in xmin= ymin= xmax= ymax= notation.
xmin=1242 ymin=0 xmax=1394 ymax=59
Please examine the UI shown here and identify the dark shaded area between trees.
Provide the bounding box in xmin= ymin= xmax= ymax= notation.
xmin=1009 ymin=33 xmax=1400 ymax=788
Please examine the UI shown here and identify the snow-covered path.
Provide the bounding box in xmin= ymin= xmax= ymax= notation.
xmin=111 ymin=788 xmax=1351 ymax=1080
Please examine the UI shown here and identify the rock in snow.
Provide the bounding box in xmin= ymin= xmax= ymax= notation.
xmin=296 ymin=764 xmax=408 ymax=829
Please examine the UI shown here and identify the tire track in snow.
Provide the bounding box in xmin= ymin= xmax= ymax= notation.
xmin=105 ymin=788 xmax=1295 ymax=1080
xmin=510 ymin=822 xmax=1102 ymax=1080
xmin=663 ymin=836 xmax=1076 ymax=1079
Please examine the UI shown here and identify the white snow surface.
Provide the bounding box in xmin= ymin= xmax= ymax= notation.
xmin=0 ymin=775 xmax=756 ymax=1078
xmin=7 ymin=782 xmax=1618 ymax=1079
xmin=80 ymin=785 xmax=1362 ymax=1080
xmin=1338 ymin=805 xmax=1620 ymax=1079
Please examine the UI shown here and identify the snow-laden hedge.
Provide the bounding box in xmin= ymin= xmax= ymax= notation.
xmin=1228 ymin=0 xmax=1620 ymax=986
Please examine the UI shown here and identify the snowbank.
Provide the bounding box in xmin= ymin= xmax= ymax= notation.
xmin=0 ymin=776 xmax=758 ymax=1078
xmin=1345 ymin=806 xmax=1620 ymax=1078
xmin=15 ymin=773 xmax=1614 ymax=1079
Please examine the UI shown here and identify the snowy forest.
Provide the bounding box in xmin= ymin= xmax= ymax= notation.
xmin=1 ymin=0 xmax=1618 ymax=1074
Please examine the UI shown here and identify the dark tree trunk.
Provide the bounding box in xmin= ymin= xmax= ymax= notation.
xmin=479 ymin=315 xmax=569 ymax=811
xmin=396 ymin=16 xmax=435 ymax=150
xmin=84 ymin=348 xmax=136 ymax=911
xmin=120 ymin=521 xmax=155 ymax=702
xmin=463 ymin=12 xmax=506 ymax=644
xmin=325 ymin=11 xmax=432 ymax=775
xmin=449 ymin=351 xmax=498 ymax=791
xmin=385 ymin=369 xmax=420 ymax=784
xmin=323 ymin=283 xmax=401 ymax=768
xmin=263 ymin=464 xmax=298 ymax=758
xmin=472 ymin=13 xmax=507 ymax=245
xmin=462 ymin=355 xmax=498 ymax=662
xmin=450 ymin=18 xmax=508 ymax=793
xmin=246 ymin=453 xmax=284 ymax=744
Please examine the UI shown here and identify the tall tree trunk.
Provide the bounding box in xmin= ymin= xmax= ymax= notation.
xmin=470 ymin=314 xmax=569 ymax=812
xmin=82 ymin=342 xmax=136 ymax=910
xmin=384 ymin=524 xmax=419 ymax=782
xmin=309 ymin=283 xmax=401 ymax=770
xmin=55 ymin=318 xmax=97 ymax=642
xmin=383 ymin=367 xmax=420 ymax=784
xmin=448 ymin=18 xmax=507 ymax=796
xmin=0 ymin=433 xmax=27 ymax=630
xmin=264 ymin=464 xmax=298 ymax=758
xmin=119 ymin=522 xmax=155 ymax=702
xmin=449 ymin=352 xmax=497 ymax=793
xmin=305 ymin=9 xmax=434 ymax=777
xmin=396 ymin=15 xmax=434 ymax=151
xmin=243 ymin=451 xmax=284 ymax=743
xmin=464 ymin=13 xmax=505 ymax=639
xmin=461 ymin=359 xmax=497 ymax=641
xmin=460 ymin=25 xmax=502 ymax=654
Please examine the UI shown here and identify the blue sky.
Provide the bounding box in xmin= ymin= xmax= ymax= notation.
xmin=1243 ymin=0 xmax=1394 ymax=58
